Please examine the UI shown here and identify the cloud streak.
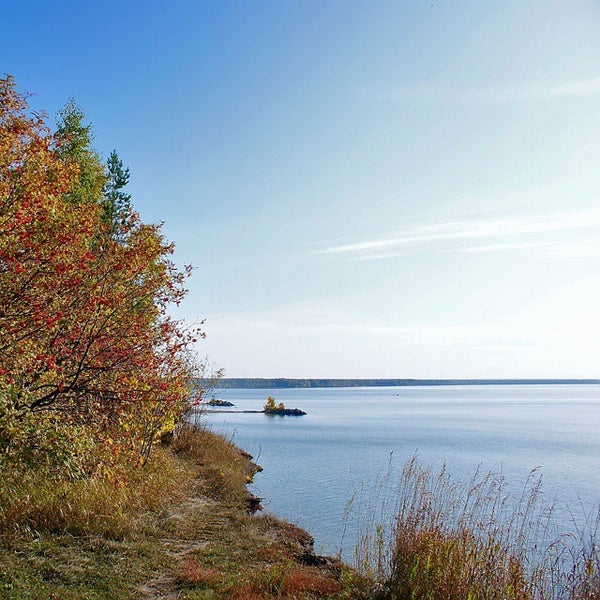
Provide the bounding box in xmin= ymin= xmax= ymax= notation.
xmin=317 ymin=209 xmax=600 ymax=258
xmin=462 ymin=241 xmax=553 ymax=254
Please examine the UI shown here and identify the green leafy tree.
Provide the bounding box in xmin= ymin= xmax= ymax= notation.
xmin=55 ymin=99 xmax=106 ymax=205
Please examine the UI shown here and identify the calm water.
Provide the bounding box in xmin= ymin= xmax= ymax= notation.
xmin=199 ymin=385 xmax=600 ymax=558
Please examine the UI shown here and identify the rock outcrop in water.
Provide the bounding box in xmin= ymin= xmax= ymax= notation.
xmin=207 ymin=398 xmax=235 ymax=407
xmin=263 ymin=407 xmax=307 ymax=416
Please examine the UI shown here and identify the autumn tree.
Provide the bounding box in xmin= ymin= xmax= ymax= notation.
xmin=263 ymin=396 xmax=285 ymax=412
xmin=0 ymin=76 xmax=200 ymax=472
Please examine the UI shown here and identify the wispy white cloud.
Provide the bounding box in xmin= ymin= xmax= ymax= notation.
xmin=389 ymin=77 xmax=600 ymax=104
xmin=351 ymin=253 xmax=407 ymax=261
xmin=317 ymin=209 xmax=600 ymax=258
xmin=462 ymin=241 xmax=552 ymax=254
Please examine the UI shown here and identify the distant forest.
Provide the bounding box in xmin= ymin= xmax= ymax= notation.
xmin=212 ymin=378 xmax=600 ymax=389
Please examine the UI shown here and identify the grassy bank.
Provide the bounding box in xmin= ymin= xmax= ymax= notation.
xmin=0 ymin=424 xmax=369 ymax=599
xmin=2 ymin=426 xmax=599 ymax=599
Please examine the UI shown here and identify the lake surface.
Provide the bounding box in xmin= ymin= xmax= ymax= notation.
xmin=199 ymin=385 xmax=600 ymax=559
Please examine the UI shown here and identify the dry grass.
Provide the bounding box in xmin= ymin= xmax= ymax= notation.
xmin=0 ymin=423 xmax=361 ymax=599
xmin=0 ymin=422 xmax=258 ymax=541
xmin=176 ymin=559 xmax=222 ymax=586
xmin=228 ymin=562 xmax=344 ymax=599
xmin=171 ymin=423 xmax=261 ymax=503
xmin=0 ymin=443 xmax=192 ymax=540
xmin=5 ymin=425 xmax=596 ymax=599
xmin=356 ymin=457 xmax=600 ymax=600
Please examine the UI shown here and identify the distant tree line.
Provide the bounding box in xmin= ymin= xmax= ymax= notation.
xmin=211 ymin=378 xmax=600 ymax=389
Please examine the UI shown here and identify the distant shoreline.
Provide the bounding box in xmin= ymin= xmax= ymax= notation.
xmin=211 ymin=378 xmax=600 ymax=389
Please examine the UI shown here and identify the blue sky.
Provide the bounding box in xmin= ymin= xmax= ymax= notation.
xmin=3 ymin=1 xmax=600 ymax=378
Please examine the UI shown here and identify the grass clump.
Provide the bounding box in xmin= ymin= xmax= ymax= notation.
xmin=356 ymin=457 xmax=600 ymax=600
xmin=227 ymin=561 xmax=344 ymax=599
xmin=0 ymin=441 xmax=192 ymax=540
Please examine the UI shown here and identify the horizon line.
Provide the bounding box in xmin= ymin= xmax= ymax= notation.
xmin=209 ymin=377 xmax=600 ymax=386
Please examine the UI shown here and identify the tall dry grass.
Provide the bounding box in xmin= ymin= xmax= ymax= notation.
xmin=0 ymin=443 xmax=193 ymax=539
xmin=355 ymin=457 xmax=600 ymax=600
xmin=0 ymin=423 xmax=246 ymax=540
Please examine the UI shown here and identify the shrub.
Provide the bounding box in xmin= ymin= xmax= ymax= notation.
xmin=264 ymin=396 xmax=285 ymax=412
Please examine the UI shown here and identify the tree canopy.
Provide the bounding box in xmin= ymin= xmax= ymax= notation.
xmin=0 ymin=76 xmax=201 ymax=473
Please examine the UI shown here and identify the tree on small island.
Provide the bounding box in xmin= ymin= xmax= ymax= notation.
xmin=263 ymin=396 xmax=285 ymax=412
xmin=262 ymin=396 xmax=306 ymax=416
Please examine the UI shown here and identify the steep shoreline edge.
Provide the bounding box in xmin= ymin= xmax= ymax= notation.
xmin=235 ymin=441 xmax=340 ymax=569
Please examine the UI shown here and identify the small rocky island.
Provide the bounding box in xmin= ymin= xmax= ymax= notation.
xmin=207 ymin=398 xmax=235 ymax=407
xmin=202 ymin=396 xmax=306 ymax=416
xmin=263 ymin=396 xmax=307 ymax=416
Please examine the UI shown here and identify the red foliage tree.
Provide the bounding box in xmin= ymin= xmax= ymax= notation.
xmin=0 ymin=76 xmax=200 ymax=468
